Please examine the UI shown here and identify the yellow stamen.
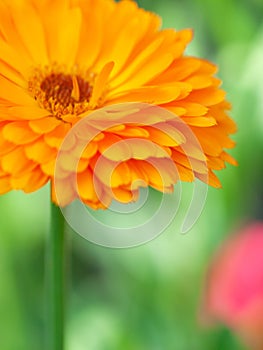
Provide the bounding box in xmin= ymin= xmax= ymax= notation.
xmin=71 ymin=75 xmax=80 ymax=102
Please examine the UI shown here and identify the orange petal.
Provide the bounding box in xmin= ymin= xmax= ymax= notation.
xmin=0 ymin=60 xmax=25 ymax=87
xmin=126 ymin=139 xmax=169 ymax=160
xmin=89 ymin=61 xmax=115 ymax=107
xmin=43 ymin=3 xmax=82 ymax=65
xmin=3 ymin=121 xmax=40 ymax=144
xmin=106 ymin=11 xmax=156 ymax=77
xmin=44 ymin=123 xmax=71 ymax=149
xmin=151 ymin=57 xmax=201 ymax=84
xmin=0 ymin=40 xmax=30 ymax=75
xmin=172 ymin=150 xmax=207 ymax=174
xmin=207 ymin=156 xmax=226 ymax=170
xmin=25 ymin=138 xmax=57 ymax=164
xmin=187 ymin=87 xmax=226 ymax=106
xmin=29 ymin=117 xmax=61 ymax=134
xmin=0 ymin=75 xmax=35 ymax=106
xmin=10 ymin=2 xmax=49 ymax=64
xmin=112 ymin=186 xmax=134 ymax=203
xmin=91 ymin=156 xmax=130 ymax=188
xmin=176 ymin=163 xmax=194 ymax=182
xmin=75 ymin=4 xmax=104 ymax=67
xmin=0 ymin=175 xmax=11 ymax=194
xmin=51 ymin=177 xmax=76 ymax=207
xmin=196 ymin=169 xmax=222 ymax=188
xmin=144 ymin=125 xmax=184 ymax=147
xmin=221 ymin=151 xmax=237 ymax=166
xmin=0 ymin=106 xmax=51 ymax=121
xmin=10 ymin=166 xmax=49 ymax=191
xmin=126 ymin=159 xmax=149 ymax=184
xmin=56 ymin=151 xmax=88 ymax=173
xmin=110 ymin=162 xmax=132 ymax=188
xmin=139 ymin=159 xmax=178 ymax=189
xmin=112 ymin=126 xmax=150 ymax=138
xmin=23 ymin=168 xmax=49 ymax=193
xmin=41 ymin=159 xmax=55 ymax=176
xmin=1 ymin=147 xmax=36 ymax=176
xmin=182 ymin=116 xmax=217 ymax=127
xmin=0 ymin=130 xmax=16 ymax=155
xmin=110 ymin=34 xmax=165 ymax=88
xmin=110 ymin=53 xmax=174 ymax=93
xmin=169 ymin=102 xmax=208 ymax=117
xmin=77 ymin=168 xmax=99 ymax=201
xmin=108 ymin=84 xmax=188 ymax=105
xmin=98 ymin=133 xmax=131 ymax=161
xmin=183 ymin=75 xmax=214 ymax=89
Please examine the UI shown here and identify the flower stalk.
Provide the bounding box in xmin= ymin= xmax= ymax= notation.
xmin=47 ymin=202 xmax=66 ymax=350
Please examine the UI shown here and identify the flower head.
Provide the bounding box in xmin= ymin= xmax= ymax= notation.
xmin=203 ymin=223 xmax=263 ymax=349
xmin=0 ymin=0 xmax=236 ymax=208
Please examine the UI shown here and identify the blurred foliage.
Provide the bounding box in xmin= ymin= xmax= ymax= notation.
xmin=0 ymin=0 xmax=262 ymax=349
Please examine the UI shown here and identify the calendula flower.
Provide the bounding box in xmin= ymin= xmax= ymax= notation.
xmin=0 ymin=0 xmax=236 ymax=208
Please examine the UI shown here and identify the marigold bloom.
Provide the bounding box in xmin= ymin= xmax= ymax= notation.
xmin=0 ymin=0 xmax=236 ymax=208
xmin=203 ymin=223 xmax=263 ymax=349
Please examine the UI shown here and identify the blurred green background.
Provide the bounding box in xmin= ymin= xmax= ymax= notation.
xmin=0 ymin=0 xmax=263 ymax=349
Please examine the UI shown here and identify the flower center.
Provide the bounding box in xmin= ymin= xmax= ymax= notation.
xmin=40 ymin=73 xmax=92 ymax=107
xmin=28 ymin=66 xmax=94 ymax=119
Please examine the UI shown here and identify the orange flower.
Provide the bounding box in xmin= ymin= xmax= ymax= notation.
xmin=0 ymin=0 xmax=236 ymax=208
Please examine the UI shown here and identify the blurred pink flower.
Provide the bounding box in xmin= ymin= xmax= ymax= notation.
xmin=204 ymin=222 xmax=263 ymax=349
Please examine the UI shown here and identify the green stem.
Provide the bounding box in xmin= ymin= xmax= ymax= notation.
xmin=47 ymin=202 xmax=65 ymax=350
